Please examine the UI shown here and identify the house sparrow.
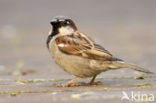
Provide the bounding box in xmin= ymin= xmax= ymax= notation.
xmin=47 ymin=16 xmax=151 ymax=87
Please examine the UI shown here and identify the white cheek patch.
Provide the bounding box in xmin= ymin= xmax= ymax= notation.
xmin=59 ymin=26 xmax=74 ymax=34
xmin=58 ymin=43 xmax=68 ymax=47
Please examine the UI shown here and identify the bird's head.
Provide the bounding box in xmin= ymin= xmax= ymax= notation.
xmin=50 ymin=16 xmax=77 ymax=35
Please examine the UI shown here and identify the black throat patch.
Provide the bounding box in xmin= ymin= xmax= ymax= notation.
xmin=46 ymin=23 xmax=63 ymax=49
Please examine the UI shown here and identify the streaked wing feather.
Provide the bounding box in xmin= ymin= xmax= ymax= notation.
xmin=87 ymin=43 xmax=123 ymax=61
xmin=94 ymin=44 xmax=112 ymax=56
xmin=55 ymin=32 xmax=93 ymax=55
xmin=55 ymin=32 xmax=121 ymax=61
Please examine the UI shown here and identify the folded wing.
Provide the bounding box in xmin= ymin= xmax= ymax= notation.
xmin=55 ymin=32 xmax=122 ymax=61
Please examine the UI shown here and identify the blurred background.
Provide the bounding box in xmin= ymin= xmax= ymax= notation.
xmin=0 ymin=0 xmax=156 ymax=77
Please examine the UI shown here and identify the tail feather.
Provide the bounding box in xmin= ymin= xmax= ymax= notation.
xmin=110 ymin=61 xmax=152 ymax=74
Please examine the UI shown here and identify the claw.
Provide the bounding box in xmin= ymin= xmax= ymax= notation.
xmin=56 ymin=83 xmax=80 ymax=87
xmin=80 ymin=81 xmax=101 ymax=85
xmin=56 ymin=77 xmax=80 ymax=87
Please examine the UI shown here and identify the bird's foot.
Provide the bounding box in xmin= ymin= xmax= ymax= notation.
xmin=56 ymin=83 xmax=80 ymax=87
xmin=80 ymin=81 xmax=101 ymax=85
xmin=56 ymin=77 xmax=80 ymax=87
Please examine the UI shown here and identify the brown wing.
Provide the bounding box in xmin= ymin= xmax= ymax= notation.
xmin=55 ymin=32 xmax=93 ymax=55
xmin=55 ymin=32 xmax=121 ymax=61
xmin=86 ymin=43 xmax=123 ymax=61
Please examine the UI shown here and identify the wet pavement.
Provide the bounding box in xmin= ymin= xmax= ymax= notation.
xmin=0 ymin=67 xmax=156 ymax=103
xmin=0 ymin=0 xmax=156 ymax=103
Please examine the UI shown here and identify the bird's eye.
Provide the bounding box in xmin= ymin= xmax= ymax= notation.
xmin=63 ymin=20 xmax=70 ymax=25
xmin=66 ymin=21 xmax=70 ymax=24
xmin=64 ymin=20 xmax=70 ymax=25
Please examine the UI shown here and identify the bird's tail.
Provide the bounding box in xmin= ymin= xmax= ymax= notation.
xmin=109 ymin=61 xmax=152 ymax=74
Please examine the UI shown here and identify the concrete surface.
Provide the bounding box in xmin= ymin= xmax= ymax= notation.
xmin=0 ymin=0 xmax=156 ymax=103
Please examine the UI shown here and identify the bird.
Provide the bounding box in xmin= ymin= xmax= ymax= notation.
xmin=47 ymin=16 xmax=152 ymax=87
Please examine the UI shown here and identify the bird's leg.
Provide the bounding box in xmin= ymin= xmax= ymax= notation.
xmin=80 ymin=75 xmax=101 ymax=85
xmin=89 ymin=75 xmax=101 ymax=85
xmin=89 ymin=75 xmax=97 ymax=84
xmin=56 ymin=77 xmax=80 ymax=87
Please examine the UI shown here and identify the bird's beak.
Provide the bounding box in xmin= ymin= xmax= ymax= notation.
xmin=50 ymin=18 xmax=57 ymax=25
